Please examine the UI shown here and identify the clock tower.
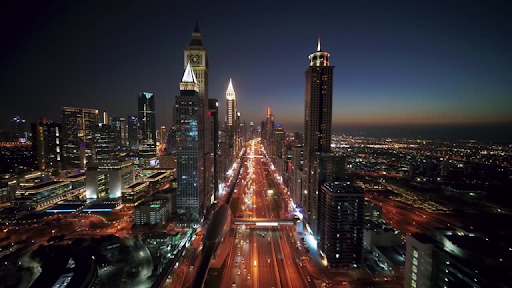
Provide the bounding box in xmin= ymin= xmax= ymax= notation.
xmin=184 ymin=22 xmax=208 ymax=103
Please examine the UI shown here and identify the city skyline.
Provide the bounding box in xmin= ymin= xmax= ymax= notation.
xmin=1 ymin=1 xmax=511 ymax=142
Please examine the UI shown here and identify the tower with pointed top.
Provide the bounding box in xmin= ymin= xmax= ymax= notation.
xmin=175 ymin=62 xmax=204 ymax=219
xmin=303 ymin=37 xmax=334 ymax=237
xmin=225 ymin=79 xmax=237 ymax=166
xmin=184 ymin=22 xmax=208 ymax=103
xmin=184 ymin=23 xmax=215 ymax=213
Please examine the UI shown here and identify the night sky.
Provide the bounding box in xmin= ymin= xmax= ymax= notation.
xmin=1 ymin=0 xmax=511 ymax=140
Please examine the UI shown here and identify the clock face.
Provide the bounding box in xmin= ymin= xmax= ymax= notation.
xmin=189 ymin=54 xmax=202 ymax=65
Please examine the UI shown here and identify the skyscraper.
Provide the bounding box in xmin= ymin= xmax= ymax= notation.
xmin=184 ymin=23 xmax=212 ymax=213
xmin=303 ymin=38 xmax=334 ymax=236
xmin=175 ymin=63 xmax=204 ymax=219
xmin=61 ymin=107 xmax=99 ymax=168
xmin=319 ymin=182 xmax=364 ymax=270
xmin=31 ymin=118 xmax=61 ymax=171
xmin=226 ymin=79 xmax=237 ymax=166
xmin=94 ymin=124 xmax=117 ymax=161
xmin=127 ymin=115 xmax=138 ymax=151
xmin=138 ymin=92 xmax=156 ymax=157
xmin=208 ymin=98 xmax=219 ymax=200
xmin=111 ymin=117 xmax=127 ymax=149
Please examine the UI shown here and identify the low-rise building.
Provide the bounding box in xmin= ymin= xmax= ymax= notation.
xmin=135 ymin=198 xmax=170 ymax=225
xmin=16 ymin=180 xmax=72 ymax=209
xmin=122 ymin=182 xmax=149 ymax=206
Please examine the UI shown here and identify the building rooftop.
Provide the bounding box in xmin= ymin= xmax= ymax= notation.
xmin=18 ymin=180 xmax=68 ymax=191
xmin=65 ymin=172 xmax=85 ymax=179
xmin=145 ymin=171 xmax=169 ymax=180
xmin=125 ymin=182 xmax=148 ymax=189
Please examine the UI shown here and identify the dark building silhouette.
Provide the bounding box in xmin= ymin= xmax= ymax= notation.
xmin=319 ymin=182 xmax=364 ymax=270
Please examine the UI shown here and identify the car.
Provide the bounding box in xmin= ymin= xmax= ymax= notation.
xmin=238 ymin=270 xmax=241 ymax=275
xmin=247 ymin=274 xmax=251 ymax=279
xmin=232 ymin=282 xmax=236 ymax=287
xmin=307 ymin=276 xmax=311 ymax=282
xmin=267 ymin=258 xmax=271 ymax=264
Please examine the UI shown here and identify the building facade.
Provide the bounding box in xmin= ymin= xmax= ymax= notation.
xmin=175 ymin=63 xmax=204 ymax=219
xmin=319 ymin=182 xmax=364 ymax=270
xmin=138 ymin=92 xmax=156 ymax=157
xmin=31 ymin=118 xmax=62 ymax=171
xmin=303 ymin=38 xmax=334 ymax=236
xmin=85 ymin=161 xmax=134 ymax=199
xmin=61 ymin=107 xmax=99 ymax=169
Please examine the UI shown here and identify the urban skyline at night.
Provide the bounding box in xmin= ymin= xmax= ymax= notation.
xmin=2 ymin=1 xmax=512 ymax=142
xmin=1 ymin=1 xmax=511 ymax=288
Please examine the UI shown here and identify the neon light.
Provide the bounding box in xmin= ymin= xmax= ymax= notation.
xmin=46 ymin=209 xmax=77 ymax=213
xmin=83 ymin=208 xmax=113 ymax=212
xmin=256 ymin=222 xmax=278 ymax=226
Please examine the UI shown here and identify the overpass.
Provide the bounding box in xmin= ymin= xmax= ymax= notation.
xmin=233 ymin=217 xmax=299 ymax=226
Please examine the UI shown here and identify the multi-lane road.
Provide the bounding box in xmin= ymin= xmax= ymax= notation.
xmin=219 ymin=140 xmax=319 ymax=288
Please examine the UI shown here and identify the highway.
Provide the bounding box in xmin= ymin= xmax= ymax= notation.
xmin=219 ymin=139 xmax=315 ymax=288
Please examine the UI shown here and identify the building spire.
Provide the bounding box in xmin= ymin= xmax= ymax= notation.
xmin=226 ymin=78 xmax=235 ymax=100
xmin=194 ymin=21 xmax=201 ymax=33
xmin=182 ymin=62 xmax=197 ymax=83
xmin=317 ymin=35 xmax=321 ymax=52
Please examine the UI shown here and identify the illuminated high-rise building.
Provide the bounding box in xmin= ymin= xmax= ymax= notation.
xmin=226 ymin=79 xmax=237 ymax=165
xmin=319 ymin=182 xmax=363 ymax=270
xmin=111 ymin=117 xmax=127 ymax=149
xmin=175 ymin=63 xmax=204 ymax=219
xmin=138 ymin=92 xmax=156 ymax=157
xmin=94 ymin=124 xmax=117 ymax=161
xmin=61 ymin=107 xmax=99 ymax=168
xmin=184 ymin=23 xmax=212 ymax=213
xmin=31 ymin=118 xmax=61 ymax=171
xmin=303 ymin=37 xmax=334 ymax=236
xmin=127 ymin=115 xmax=138 ymax=151
xmin=208 ymin=98 xmax=219 ymax=200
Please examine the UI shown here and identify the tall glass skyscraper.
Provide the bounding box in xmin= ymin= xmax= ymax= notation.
xmin=175 ymin=63 xmax=204 ymax=219
xmin=61 ymin=107 xmax=99 ymax=168
xmin=127 ymin=115 xmax=138 ymax=151
xmin=137 ymin=92 xmax=156 ymax=157
xmin=303 ymin=38 xmax=334 ymax=236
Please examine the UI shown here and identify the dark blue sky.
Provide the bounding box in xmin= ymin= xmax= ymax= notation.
xmin=1 ymin=0 xmax=511 ymax=138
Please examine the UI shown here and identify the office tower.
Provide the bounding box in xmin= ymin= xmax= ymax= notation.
xmin=225 ymin=79 xmax=237 ymax=166
xmin=249 ymin=122 xmax=255 ymax=140
xmin=160 ymin=126 xmax=167 ymax=144
xmin=208 ymin=98 xmax=219 ymax=200
xmin=102 ymin=111 xmax=109 ymax=125
xmin=94 ymin=124 xmax=117 ymax=161
xmin=319 ymin=182 xmax=364 ymax=270
xmin=138 ymin=92 xmax=156 ymax=156
xmin=175 ymin=63 xmax=204 ymax=219
xmin=303 ymin=38 xmax=334 ymax=236
xmin=184 ymin=22 xmax=208 ymax=102
xmin=61 ymin=107 xmax=99 ymax=168
xmin=291 ymin=145 xmax=304 ymax=205
xmin=184 ymin=23 xmax=211 ymax=214
xmin=127 ymin=115 xmax=138 ymax=151
xmin=31 ymin=118 xmax=62 ymax=171
xmin=11 ymin=116 xmax=27 ymax=141
xmin=110 ymin=117 xmax=127 ymax=149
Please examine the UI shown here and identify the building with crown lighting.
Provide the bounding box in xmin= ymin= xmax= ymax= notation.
xmin=175 ymin=63 xmax=204 ymax=219
xmin=303 ymin=38 xmax=334 ymax=237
